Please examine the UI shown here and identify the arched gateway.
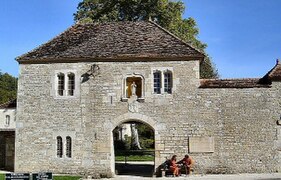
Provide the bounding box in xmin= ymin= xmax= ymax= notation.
xmin=110 ymin=113 xmax=161 ymax=176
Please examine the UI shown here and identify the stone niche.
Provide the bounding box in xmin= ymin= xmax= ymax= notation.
xmin=189 ymin=137 xmax=214 ymax=153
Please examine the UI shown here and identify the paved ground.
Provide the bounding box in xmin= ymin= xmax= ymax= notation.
xmin=2 ymin=166 xmax=281 ymax=180
xmin=1 ymin=170 xmax=281 ymax=180
xmin=104 ymin=173 xmax=281 ymax=180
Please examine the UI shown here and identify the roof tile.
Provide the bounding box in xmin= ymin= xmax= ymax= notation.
xmin=17 ymin=21 xmax=204 ymax=63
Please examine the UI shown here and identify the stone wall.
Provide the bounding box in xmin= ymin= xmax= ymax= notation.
xmin=16 ymin=60 xmax=281 ymax=175
xmin=0 ymin=109 xmax=16 ymax=130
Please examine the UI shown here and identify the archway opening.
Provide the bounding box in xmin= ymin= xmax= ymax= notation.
xmin=113 ymin=120 xmax=155 ymax=177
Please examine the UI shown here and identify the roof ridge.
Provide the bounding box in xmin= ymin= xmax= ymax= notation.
xmin=268 ymin=60 xmax=280 ymax=78
xmin=0 ymin=99 xmax=17 ymax=109
xmin=148 ymin=20 xmax=205 ymax=59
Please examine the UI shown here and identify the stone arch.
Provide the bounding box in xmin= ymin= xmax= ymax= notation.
xmin=110 ymin=113 xmax=161 ymax=176
xmin=112 ymin=113 xmax=156 ymax=132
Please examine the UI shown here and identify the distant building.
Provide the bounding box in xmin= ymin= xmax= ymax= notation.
xmin=0 ymin=99 xmax=16 ymax=171
xmin=12 ymin=20 xmax=281 ymax=176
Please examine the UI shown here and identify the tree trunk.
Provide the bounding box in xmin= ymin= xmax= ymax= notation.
xmin=130 ymin=123 xmax=142 ymax=150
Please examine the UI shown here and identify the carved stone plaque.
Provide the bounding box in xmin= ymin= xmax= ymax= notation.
xmin=189 ymin=137 xmax=214 ymax=153
xmin=128 ymin=95 xmax=138 ymax=113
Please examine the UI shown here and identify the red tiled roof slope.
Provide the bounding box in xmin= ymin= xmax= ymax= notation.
xmin=261 ymin=60 xmax=281 ymax=82
xmin=0 ymin=99 xmax=17 ymax=109
xmin=17 ymin=21 xmax=204 ymax=63
xmin=200 ymin=78 xmax=271 ymax=88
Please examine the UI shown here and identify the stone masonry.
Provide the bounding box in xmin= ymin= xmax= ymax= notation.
xmin=15 ymin=21 xmax=281 ymax=176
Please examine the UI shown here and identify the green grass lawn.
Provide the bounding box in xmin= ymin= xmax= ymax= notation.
xmin=0 ymin=174 xmax=4 ymax=180
xmin=53 ymin=175 xmax=82 ymax=180
xmin=115 ymin=155 xmax=154 ymax=161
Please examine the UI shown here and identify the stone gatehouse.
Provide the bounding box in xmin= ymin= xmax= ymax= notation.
xmin=15 ymin=20 xmax=281 ymax=176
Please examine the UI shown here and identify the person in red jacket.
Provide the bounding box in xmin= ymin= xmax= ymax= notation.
xmin=178 ymin=154 xmax=193 ymax=175
xmin=169 ymin=155 xmax=180 ymax=176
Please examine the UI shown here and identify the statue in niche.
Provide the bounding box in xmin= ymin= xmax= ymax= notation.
xmin=131 ymin=81 xmax=137 ymax=96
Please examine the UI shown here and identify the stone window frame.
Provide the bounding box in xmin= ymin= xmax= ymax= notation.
xmin=57 ymin=136 xmax=63 ymax=158
xmin=153 ymin=70 xmax=161 ymax=94
xmin=66 ymin=136 xmax=72 ymax=158
xmin=164 ymin=70 xmax=173 ymax=94
xmin=5 ymin=115 xmax=10 ymax=127
xmin=54 ymin=132 xmax=75 ymax=159
xmin=67 ymin=73 xmax=75 ymax=96
xmin=53 ymin=70 xmax=80 ymax=99
xmin=152 ymin=68 xmax=173 ymax=95
xmin=57 ymin=73 xmax=65 ymax=96
xmin=121 ymin=73 xmax=145 ymax=101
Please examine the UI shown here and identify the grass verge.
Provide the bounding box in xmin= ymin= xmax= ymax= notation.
xmin=53 ymin=175 xmax=82 ymax=180
xmin=115 ymin=155 xmax=154 ymax=161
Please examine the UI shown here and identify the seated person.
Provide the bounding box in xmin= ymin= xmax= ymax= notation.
xmin=169 ymin=155 xmax=180 ymax=176
xmin=178 ymin=154 xmax=194 ymax=175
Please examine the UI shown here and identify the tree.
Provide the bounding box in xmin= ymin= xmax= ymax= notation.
xmin=130 ymin=123 xmax=142 ymax=150
xmin=74 ymin=0 xmax=218 ymax=78
xmin=0 ymin=71 xmax=17 ymax=104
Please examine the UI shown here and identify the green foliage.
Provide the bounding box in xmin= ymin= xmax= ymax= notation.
xmin=74 ymin=0 xmax=218 ymax=78
xmin=140 ymin=138 xmax=154 ymax=149
xmin=0 ymin=174 xmax=4 ymax=180
xmin=136 ymin=123 xmax=154 ymax=149
xmin=137 ymin=123 xmax=154 ymax=139
xmin=114 ymin=139 xmax=131 ymax=150
xmin=0 ymin=71 xmax=17 ymax=104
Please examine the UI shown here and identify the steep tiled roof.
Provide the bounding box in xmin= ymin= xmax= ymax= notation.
xmin=0 ymin=99 xmax=17 ymax=109
xmin=200 ymin=78 xmax=271 ymax=88
xmin=17 ymin=21 xmax=204 ymax=63
xmin=260 ymin=60 xmax=281 ymax=82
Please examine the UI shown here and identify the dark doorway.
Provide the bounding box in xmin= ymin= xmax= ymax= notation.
xmin=0 ymin=131 xmax=15 ymax=171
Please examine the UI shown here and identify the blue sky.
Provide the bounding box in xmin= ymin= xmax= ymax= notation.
xmin=1 ymin=0 xmax=281 ymax=78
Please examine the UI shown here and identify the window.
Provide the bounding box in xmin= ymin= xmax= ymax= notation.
xmin=57 ymin=136 xmax=63 ymax=158
xmin=5 ymin=115 xmax=10 ymax=126
xmin=152 ymin=69 xmax=173 ymax=94
xmin=55 ymin=71 xmax=77 ymax=97
xmin=57 ymin=73 xmax=65 ymax=96
xmin=68 ymin=73 xmax=75 ymax=96
xmin=164 ymin=71 xmax=172 ymax=94
xmin=153 ymin=71 xmax=161 ymax=94
xmin=66 ymin=136 xmax=72 ymax=158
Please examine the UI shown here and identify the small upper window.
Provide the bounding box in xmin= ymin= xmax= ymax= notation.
xmin=55 ymin=71 xmax=77 ymax=97
xmin=5 ymin=115 xmax=10 ymax=126
xmin=66 ymin=136 xmax=72 ymax=158
xmin=57 ymin=73 xmax=65 ymax=96
xmin=68 ymin=73 xmax=75 ymax=96
xmin=164 ymin=71 xmax=172 ymax=94
xmin=153 ymin=71 xmax=161 ymax=94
